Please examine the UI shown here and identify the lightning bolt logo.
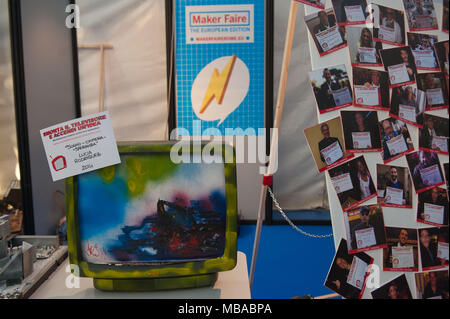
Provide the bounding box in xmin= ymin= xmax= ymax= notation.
xmin=199 ymin=55 xmax=237 ymax=114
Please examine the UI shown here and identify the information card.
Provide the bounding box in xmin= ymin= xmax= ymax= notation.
xmin=355 ymin=227 xmax=377 ymax=249
xmin=423 ymin=203 xmax=445 ymax=225
xmin=392 ymin=246 xmax=414 ymax=268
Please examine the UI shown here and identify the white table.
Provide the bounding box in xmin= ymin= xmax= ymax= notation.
xmin=30 ymin=252 xmax=250 ymax=299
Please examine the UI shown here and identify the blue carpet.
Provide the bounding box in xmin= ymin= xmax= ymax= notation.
xmin=238 ymin=224 xmax=335 ymax=299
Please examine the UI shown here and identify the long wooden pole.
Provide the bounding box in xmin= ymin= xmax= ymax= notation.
xmin=249 ymin=0 xmax=299 ymax=291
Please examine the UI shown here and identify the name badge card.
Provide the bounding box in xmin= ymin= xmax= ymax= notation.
xmin=385 ymin=187 xmax=404 ymax=205
xmin=352 ymin=132 xmax=372 ymax=149
xmin=321 ymin=141 xmax=344 ymax=166
xmin=388 ymin=64 xmax=411 ymax=86
xmin=358 ymin=47 xmax=377 ymax=64
xmin=398 ymin=104 xmax=417 ymax=123
xmin=316 ymin=25 xmax=344 ymax=52
xmin=426 ymin=88 xmax=445 ymax=106
xmin=420 ymin=164 xmax=443 ymax=186
xmin=423 ymin=203 xmax=445 ymax=225
xmin=355 ymin=85 xmax=380 ymax=106
xmin=40 ymin=112 xmax=121 ymax=182
xmin=332 ymin=87 xmax=353 ymax=106
xmin=386 ymin=135 xmax=408 ymax=156
xmin=331 ymin=173 xmax=354 ymax=194
xmin=378 ymin=25 xmax=396 ymax=43
xmin=346 ymin=256 xmax=368 ymax=289
xmin=344 ymin=5 xmax=365 ymax=23
xmin=437 ymin=242 xmax=449 ymax=261
xmin=355 ymin=227 xmax=377 ymax=249
xmin=431 ymin=136 xmax=448 ymax=153
xmin=413 ymin=50 xmax=437 ymax=69
xmin=392 ymin=246 xmax=414 ymax=268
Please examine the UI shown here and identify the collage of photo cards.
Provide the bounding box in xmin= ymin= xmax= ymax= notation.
xmin=300 ymin=0 xmax=449 ymax=299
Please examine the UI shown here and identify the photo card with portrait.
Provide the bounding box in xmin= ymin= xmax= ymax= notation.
xmin=380 ymin=46 xmax=417 ymax=88
xmin=443 ymin=0 xmax=449 ymax=33
xmin=418 ymin=227 xmax=449 ymax=271
xmin=352 ymin=67 xmax=389 ymax=110
xmin=331 ymin=0 xmax=371 ymax=26
xmin=402 ymin=0 xmax=438 ymax=32
xmin=341 ymin=111 xmax=382 ymax=153
xmin=417 ymin=187 xmax=449 ymax=227
xmin=434 ymin=40 xmax=449 ymax=79
xmin=377 ymin=164 xmax=413 ymax=209
xmin=415 ymin=270 xmax=449 ymax=299
xmin=344 ymin=204 xmax=387 ymax=254
xmin=304 ymin=117 xmax=354 ymax=173
xmin=383 ymin=227 xmax=419 ymax=272
xmin=328 ymin=156 xmax=377 ymax=212
xmin=295 ymin=0 xmax=326 ymax=9
xmin=370 ymin=4 xmax=406 ymax=47
xmin=324 ymin=238 xmax=373 ymax=299
xmin=378 ymin=117 xmax=415 ymax=164
xmin=389 ymin=84 xmax=426 ymax=128
xmin=417 ymin=72 xmax=449 ymax=111
xmin=371 ymin=274 xmax=413 ymax=299
xmin=309 ymin=64 xmax=353 ymax=114
xmin=406 ymin=150 xmax=445 ymax=194
xmin=346 ymin=26 xmax=383 ymax=67
xmin=407 ymin=32 xmax=440 ymax=71
xmin=305 ymin=8 xmax=348 ymax=57
xmin=419 ymin=114 xmax=449 ymax=155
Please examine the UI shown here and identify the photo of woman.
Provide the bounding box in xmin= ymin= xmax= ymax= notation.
xmin=347 ymin=27 xmax=382 ymax=67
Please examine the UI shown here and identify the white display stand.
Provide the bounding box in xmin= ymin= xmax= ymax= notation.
xmin=29 ymin=252 xmax=250 ymax=299
xmin=306 ymin=0 xmax=448 ymax=298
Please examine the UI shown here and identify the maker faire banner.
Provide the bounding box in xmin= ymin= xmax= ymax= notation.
xmin=175 ymin=0 xmax=266 ymax=136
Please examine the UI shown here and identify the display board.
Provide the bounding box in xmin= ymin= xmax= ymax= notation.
xmin=305 ymin=0 xmax=448 ymax=298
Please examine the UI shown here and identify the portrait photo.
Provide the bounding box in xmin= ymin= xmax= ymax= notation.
xmin=407 ymin=32 xmax=440 ymax=71
xmin=371 ymin=274 xmax=413 ymax=299
xmin=380 ymin=46 xmax=417 ymax=88
xmin=304 ymin=117 xmax=354 ymax=173
xmin=406 ymin=150 xmax=445 ymax=194
xmin=402 ymin=0 xmax=438 ymax=31
xmin=418 ymin=227 xmax=449 ymax=271
xmin=346 ymin=26 xmax=383 ymax=67
xmin=415 ymin=270 xmax=449 ymax=299
xmin=443 ymin=0 xmax=449 ymax=33
xmin=371 ymin=4 xmax=406 ymax=46
xmin=305 ymin=9 xmax=347 ymax=57
xmin=419 ymin=114 xmax=449 ymax=155
xmin=344 ymin=204 xmax=387 ymax=254
xmin=383 ymin=227 xmax=419 ymax=272
xmin=377 ymin=164 xmax=413 ymax=209
xmin=309 ymin=64 xmax=353 ymax=113
xmin=331 ymin=0 xmax=371 ymax=26
xmin=378 ymin=117 xmax=414 ymax=163
xmin=417 ymin=187 xmax=449 ymax=227
xmin=352 ymin=67 xmax=389 ymax=110
xmin=434 ymin=40 xmax=449 ymax=79
xmin=324 ymin=239 xmax=373 ymax=299
xmin=341 ymin=111 xmax=382 ymax=152
xmin=390 ymin=84 xmax=426 ymax=128
xmin=329 ymin=156 xmax=377 ymax=212
xmin=417 ymin=72 xmax=449 ymax=111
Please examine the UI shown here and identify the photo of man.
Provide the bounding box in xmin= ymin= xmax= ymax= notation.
xmin=372 ymin=5 xmax=406 ymax=46
xmin=419 ymin=114 xmax=449 ymax=155
xmin=377 ymin=164 xmax=412 ymax=208
xmin=344 ymin=205 xmax=387 ymax=253
xmin=331 ymin=0 xmax=370 ymax=26
xmin=407 ymin=33 xmax=439 ymax=71
xmin=304 ymin=117 xmax=354 ymax=173
xmin=325 ymin=239 xmax=373 ymax=299
xmin=406 ymin=150 xmax=445 ymax=193
xmin=305 ymin=9 xmax=347 ymax=57
xmin=341 ymin=111 xmax=382 ymax=152
xmin=379 ymin=118 xmax=414 ymax=163
xmin=403 ymin=0 xmax=438 ymax=31
xmin=346 ymin=27 xmax=383 ymax=67
xmin=417 ymin=73 xmax=449 ymax=110
xmin=418 ymin=227 xmax=449 ymax=271
xmin=415 ymin=270 xmax=449 ymax=299
xmin=383 ymin=227 xmax=419 ymax=272
xmin=380 ymin=46 xmax=417 ymax=88
xmin=417 ymin=187 xmax=449 ymax=227
xmin=434 ymin=41 xmax=449 ymax=79
xmin=372 ymin=274 xmax=413 ymax=299
xmin=390 ymin=85 xmax=426 ymax=128
xmin=309 ymin=65 xmax=353 ymax=113
xmin=352 ymin=68 xmax=389 ymax=110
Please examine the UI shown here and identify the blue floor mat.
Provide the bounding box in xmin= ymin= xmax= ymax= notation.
xmin=238 ymin=224 xmax=336 ymax=299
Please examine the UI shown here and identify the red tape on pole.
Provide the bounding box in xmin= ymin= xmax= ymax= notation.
xmin=262 ymin=175 xmax=273 ymax=186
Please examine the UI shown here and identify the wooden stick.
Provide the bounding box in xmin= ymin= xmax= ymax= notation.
xmin=249 ymin=0 xmax=299 ymax=291
xmin=314 ymin=293 xmax=340 ymax=300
